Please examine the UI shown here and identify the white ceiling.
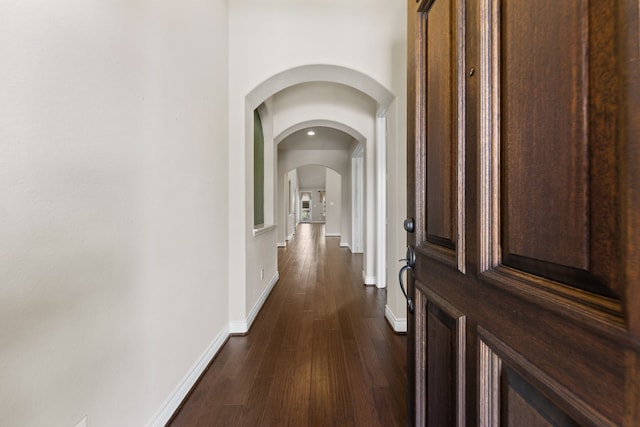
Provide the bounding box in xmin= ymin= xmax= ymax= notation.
xmin=277 ymin=126 xmax=357 ymax=151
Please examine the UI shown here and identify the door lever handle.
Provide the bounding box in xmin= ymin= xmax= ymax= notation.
xmin=398 ymin=264 xmax=415 ymax=314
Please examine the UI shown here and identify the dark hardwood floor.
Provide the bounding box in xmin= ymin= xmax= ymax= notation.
xmin=168 ymin=223 xmax=407 ymax=426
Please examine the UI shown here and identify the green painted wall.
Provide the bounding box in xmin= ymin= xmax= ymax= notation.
xmin=254 ymin=109 xmax=264 ymax=226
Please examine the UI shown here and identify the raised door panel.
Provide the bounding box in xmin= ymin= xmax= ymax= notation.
xmin=504 ymin=368 xmax=581 ymax=427
xmin=419 ymin=0 xmax=466 ymax=270
xmin=479 ymin=328 xmax=614 ymax=426
xmin=414 ymin=282 xmax=466 ymax=427
xmin=425 ymin=0 xmax=454 ymax=247
xmin=479 ymin=0 xmax=625 ymax=320
xmin=501 ymin=0 xmax=590 ymax=273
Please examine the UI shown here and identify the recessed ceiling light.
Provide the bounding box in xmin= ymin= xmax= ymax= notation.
xmin=307 ymin=130 xmax=315 ymax=136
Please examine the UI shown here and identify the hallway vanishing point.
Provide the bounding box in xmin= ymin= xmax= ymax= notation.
xmin=169 ymin=223 xmax=407 ymax=426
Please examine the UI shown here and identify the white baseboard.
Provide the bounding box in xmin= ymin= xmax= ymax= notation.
xmin=229 ymin=271 xmax=279 ymax=334
xmin=149 ymin=325 xmax=230 ymax=426
xmin=276 ymin=242 xmax=286 ymax=247
xmin=325 ymin=232 xmax=341 ymax=237
xmin=363 ymin=271 xmax=376 ymax=286
xmin=340 ymin=241 xmax=351 ymax=251
xmin=287 ymin=232 xmax=295 ymax=241
xmin=228 ymin=320 xmax=248 ymax=334
xmin=385 ymin=305 xmax=407 ymax=333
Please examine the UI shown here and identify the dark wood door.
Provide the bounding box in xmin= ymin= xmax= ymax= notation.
xmin=406 ymin=0 xmax=640 ymax=425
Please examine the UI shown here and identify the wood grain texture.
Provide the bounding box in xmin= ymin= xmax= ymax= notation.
xmin=426 ymin=304 xmax=453 ymax=426
xmin=501 ymin=0 xmax=589 ymax=270
xmin=408 ymin=0 xmax=640 ymax=424
xmin=419 ymin=0 xmax=467 ymax=271
xmin=426 ymin=0 xmax=454 ymax=244
xmin=618 ymin=0 xmax=640 ymax=339
xmin=414 ymin=284 xmax=467 ymax=427
xmin=479 ymin=0 xmax=627 ymax=314
xmin=424 ymin=256 xmax=636 ymax=425
xmin=479 ymin=327 xmax=617 ymax=426
xmin=168 ymin=224 xmax=406 ymax=427
xmin=504 ymin=367 xmax=582 ymax=427
xmin=495 ymin=0 xmax=628 ymax=302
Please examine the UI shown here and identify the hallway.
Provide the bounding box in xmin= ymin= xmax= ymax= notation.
xmin=169 ymin=223 xmax=407 ymax=426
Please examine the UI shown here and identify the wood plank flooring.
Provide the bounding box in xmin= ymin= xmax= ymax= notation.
xmin=168 ymin=223 xmax=407 ymax=426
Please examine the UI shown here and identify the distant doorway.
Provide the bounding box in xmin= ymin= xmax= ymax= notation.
xmin=300 ymin=191 xmax=312 ymax=222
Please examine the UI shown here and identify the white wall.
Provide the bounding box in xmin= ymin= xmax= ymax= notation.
xmin=351 ymin=148 xmax=365 ymax=253
xmin=385 ymin=98 xmax=409 ymax=332
xmin=384 ymin=22 xmax=410 ymax=332
xmin=286 ymin=170 xmax=299 ymax=241
xmin=325 ymin=169 xmax=342 ymax=236
xmin=238 ymin=100 xmax=279 ymax=333
xmin=277 ymin=168 xmax=299 ymax=247
xmin=0 ymin=1 xmax=230 ymax=426
xmin=279 ymin=152 xmax=348 ymax=189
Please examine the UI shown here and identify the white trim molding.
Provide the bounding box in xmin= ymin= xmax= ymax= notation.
xmin=228 ymin=320 xmax=249 ymax=335
xmin=363 ymin=270 xmax=376 ymax=286
xmin=229 ymin=271 xmax=280 ymax=334
xmin=253 ymin=224 xmax=276 ymax=237
xmin=385 ymin=305 xmax=407 ymax=333
xmin=375 ymin=116 xmax=387 ymax=289
xmin=277 ymin=242 xmax=286 ymax=247
xmin=325 ymin=233 xmax=341 ymax=237
xmin=340 ymin=241 xmax=351 ymax=251
xmin=149 ymin=326 xmax=230 ymax=427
